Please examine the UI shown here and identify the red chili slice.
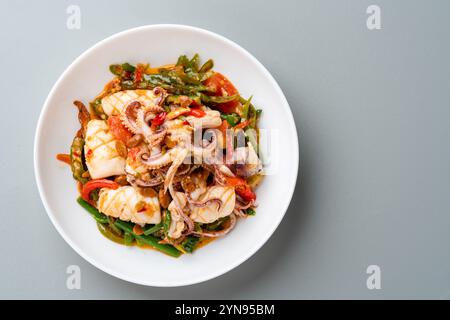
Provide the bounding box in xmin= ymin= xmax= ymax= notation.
xmin=81 ymin=179 xmax=120 ymax=202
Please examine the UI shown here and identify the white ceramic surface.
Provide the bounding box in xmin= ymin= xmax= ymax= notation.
xmin=34 ymin=25 xmax=298 ymax=287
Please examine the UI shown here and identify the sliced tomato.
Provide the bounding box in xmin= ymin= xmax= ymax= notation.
xmin=235 ymin=185 xmax=256 ymax=202
xmin=190 ymin=99 xmax=202 ymax=108
xmin=134 ymin=64 xmax=144 ymax=83
xmin=81 ymin=179 xmax=119 ymax=202
xmin=224 ymin=176 xmax=256 ymax=202
xmin=203 ymin=72 xmax=240 ymax=113
xmin=152 ymin=111 xmax=167 ymax=126
xmin=128 ymin=147 xmax=140 ymax=161
xmin=107 ymin=116 xmax=133 ymax=144
xmin=188 ymin=108 xmax=206 ymax=118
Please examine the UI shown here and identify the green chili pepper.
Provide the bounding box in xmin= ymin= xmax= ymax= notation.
xmin=167 ymin=69 xmax=201 ymax=86
xmin=77 ymin=197 xmax=109 ymax=224
xmin=239 ymin=96 xmax=262 ymax=128
xmin=200 ymin=93 xmax=238 ymax=104
xmin=186 ymin=53 xmax=200 ymax=72
xmin=165 ymin=94 xmax=201 ymax=106
xmin=158 ymin=70 xmax=184 ymax=85
xmin=114 ymin=220 xmax=181 ymax=257
xmin=144 ymin=222 xmax=163 ymax=236
xmin=241 ymin=96 xmax=253 ymax=120
xmin=121 ymin=63 xmax=136 ymax=73
xmin=176 ymin=55 xmax=189 ymax=68
xmin=199 ymin=59 xmax=214 ymax=73
xmin=143 ymin=74 xmax=211 ymax=95
xmin=89 ymin=98 xmax=107 ymax=120
xmin=70 ymin=136 xmax=88 ymax=184
xmin=109 ymin=63 xmax=136 ymax=79
xmin=109 ymin=64 xmax=123 ymax=76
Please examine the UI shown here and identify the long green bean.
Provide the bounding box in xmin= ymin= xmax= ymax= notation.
xmin=124 ymin=232 xmax=135 ymax=246
xmin=163 ymin=209 xmax=171 ymax=238
xmin=144 ymin=222 xmax=163 ymax=236
xmin=77 ymin=197 xmax=108 ymax=224
xmin=114 ymin=220 xmax=181 ymax=257
xmin=181 ymin=236 xmax=200 ymax=253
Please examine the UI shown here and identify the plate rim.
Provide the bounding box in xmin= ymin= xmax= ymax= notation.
xmin=34 ymin=24 xmax=299 ymax=287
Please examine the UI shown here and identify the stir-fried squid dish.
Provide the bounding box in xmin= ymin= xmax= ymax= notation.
xmin=57 ymin=54 xmax=264 ymax=257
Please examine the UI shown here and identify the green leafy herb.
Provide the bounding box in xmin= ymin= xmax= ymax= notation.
xmin=221 ymin=113 xmax=240 ymax=126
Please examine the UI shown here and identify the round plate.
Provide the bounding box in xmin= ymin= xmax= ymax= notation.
xmin=34 ymin=25 xmax=298 ymax=287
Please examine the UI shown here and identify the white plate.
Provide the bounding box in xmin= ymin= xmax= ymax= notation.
xmin=34 ymin=25 xmax=298 ymax=287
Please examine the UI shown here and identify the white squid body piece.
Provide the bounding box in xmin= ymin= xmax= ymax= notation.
xmin=167 ymin=192 xmax=187 ymax=239
xmin=98 ymin=186 xmax=161 ymax=225
xmin=233 ymin=142 xmax=263 ymax=178
xmin=186 ymin=109 xmax=222 ymax=129
xmin=101 ymin=90 xmax=161 ymax=116
xmin=84 ymin=120 xmax=126 ymax=179
xmin=189 ymin=171 xmax=209 ymax=201
xmin=189 ymin=186 xmax=236 ymax=224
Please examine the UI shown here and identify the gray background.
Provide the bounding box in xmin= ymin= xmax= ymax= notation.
xmin=0 ymin=0 xmax=448 ymax=299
